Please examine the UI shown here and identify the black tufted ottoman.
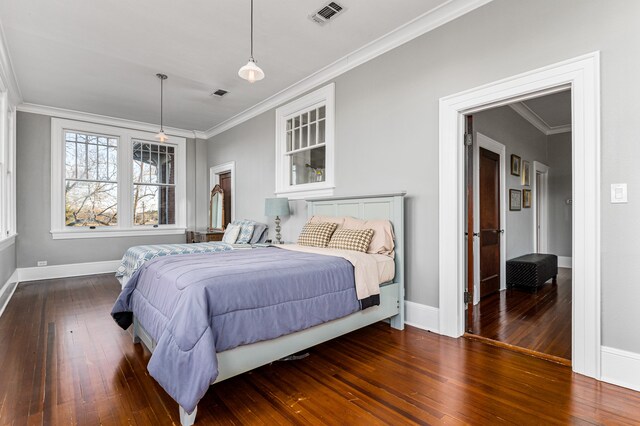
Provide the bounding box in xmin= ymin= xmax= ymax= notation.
xmin=506 ymin=254 xmax=558 ymax=289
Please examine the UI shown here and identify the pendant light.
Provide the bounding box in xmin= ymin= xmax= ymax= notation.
xmin=155 ymin=73 xmax=169 ymax=142
xmin=238 ymin=0 xmax=264 ymax=83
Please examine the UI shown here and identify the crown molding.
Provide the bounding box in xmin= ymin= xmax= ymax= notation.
xmin=204 ymin=0 xmax=495 ymax=139
xmin=546 ymin=124 xmax=572 ymax=135
xmin=509 ymin=102 xmax=571 ymax=136
xmin=17 ymin=103 xmax=206 ymax=139
xmin=0 ymin=21 xmax=23 ymax=107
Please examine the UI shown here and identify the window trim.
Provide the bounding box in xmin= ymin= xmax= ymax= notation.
xmin=51 ymin=118 xmax=187 ymax=239
xmin=274 ymin=83 xmax=335 ymax=199
xmin=0 ymin=91 xmax=16 ymax=245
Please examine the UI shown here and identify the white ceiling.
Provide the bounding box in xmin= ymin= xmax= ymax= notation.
xmin=521 ymin=90 xmax=571 ymax=128
xmin=0 ymin=0 xmax=451 ymax=132
xmin=510 ymin=90 xmax=572 ymax=135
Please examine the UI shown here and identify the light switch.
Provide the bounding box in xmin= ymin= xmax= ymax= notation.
xmin=611 ymin=183 xmax=628 ymax=203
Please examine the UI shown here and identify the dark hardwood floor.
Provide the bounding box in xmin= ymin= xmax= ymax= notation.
xmin=471 ymin=267 xmax=572 ymax=361
xmin=2 ymin=272 xmax=639 ymax=425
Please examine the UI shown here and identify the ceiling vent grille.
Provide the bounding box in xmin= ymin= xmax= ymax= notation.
xmin=211 ymin=89 xmax=228 ymax=97
xmin=309 ymin=2 xmax=345 ymax=25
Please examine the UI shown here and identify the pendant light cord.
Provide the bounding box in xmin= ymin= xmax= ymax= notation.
xmin=160 ymin=77 xmax=164 ymax=131
xmin=250 ymin=0 xmax=254 ymax=60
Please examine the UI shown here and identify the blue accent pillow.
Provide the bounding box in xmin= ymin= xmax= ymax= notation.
xmin=236 ymin=224 xmax=254 ymax=244
xmin=231 ymin=219 xmax=269 ymax=244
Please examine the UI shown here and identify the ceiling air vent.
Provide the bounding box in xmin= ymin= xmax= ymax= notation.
xmin=211 ymin=89 xmax=228 ymax=97
xmin=309 ymin=2 xmax=345 ymax=25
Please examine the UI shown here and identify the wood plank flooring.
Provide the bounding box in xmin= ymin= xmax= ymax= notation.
xmin=2 ymin=273 xmax=639 ymax=425
xmin=471 ymin=267 xmax=572 ymax=361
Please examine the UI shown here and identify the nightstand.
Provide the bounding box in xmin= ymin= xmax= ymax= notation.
xmin=186 ymin=230 xmax=225 ymax=243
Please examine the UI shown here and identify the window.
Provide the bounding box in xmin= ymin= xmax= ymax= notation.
xmin=132 ymin=141 xmax=175 ymax=226
xmin=51 ymin=119 xmax=186 ymax=239
xmin=0 ymin=91 xmax=16 ymax=248
xmin=64 ymin=131 xmax=118 ymax=227
xmin=275 ymin=83 xmax=335 ymax=199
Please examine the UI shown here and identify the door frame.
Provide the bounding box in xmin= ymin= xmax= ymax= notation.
xmin=210 ymin=161 xmax=236 ymax=223
xmin=473 ymin=132 xmax=507 ymax=305
xmin=438 ymin=52 xmax=601 ymax=379
xmin=532 ymin=161 xmax=550 ymax=253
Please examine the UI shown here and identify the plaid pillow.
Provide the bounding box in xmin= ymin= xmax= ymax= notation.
xmin=236 ymin=224 xmax=254 ymax=244
xmin=297 ymin=222 xmax=338 ymax=247
xmin=328 ymin=228 xmax=375 ymax=252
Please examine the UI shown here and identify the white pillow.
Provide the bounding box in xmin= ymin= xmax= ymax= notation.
xmin=222 ymin=224 xmax=241 ymax=243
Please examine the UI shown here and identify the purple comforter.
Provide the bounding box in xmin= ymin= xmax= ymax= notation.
xmin=111 ymin=247 xmax=359 ymax=413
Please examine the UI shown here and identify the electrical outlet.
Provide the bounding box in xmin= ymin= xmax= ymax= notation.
xmin=37 ymin=260 xmax=47 ymax=267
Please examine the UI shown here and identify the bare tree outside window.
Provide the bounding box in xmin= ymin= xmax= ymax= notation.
xmin=132 ymin=141 xmax=175 ymax=226
xmin=65 ymin=131 xmax=118 ymax=226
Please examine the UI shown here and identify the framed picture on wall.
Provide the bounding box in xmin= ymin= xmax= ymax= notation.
xmin=522 ymin=160 xmax=531 ymax=186
xmin=523 ymin=189 xmax=531 ymax=208
xmin=511 ymin=154 xmax=521 ymax=176
xmin=509 ymin=189 xmax=522 ymax=211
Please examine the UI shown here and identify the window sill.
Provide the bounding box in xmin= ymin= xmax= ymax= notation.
xmin=50 ymin=228 xmax=186 ymax=240
xmin=275 ymin=185 xmax=334 ymax=200
xmin=0 ymin=234 xmax=16 ymax=251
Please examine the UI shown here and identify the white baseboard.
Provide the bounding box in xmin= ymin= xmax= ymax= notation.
xmin=558 ymin=256 xmax=572 ymax=268
xmin=0 ymin=270 xmax=19 ymax=317
xmin=405 ymin=301 xmax=439 ymax=333
xmin=601 ymin=346 xmax=640 ymax=392
xmin=17 ymin=260 xmax=120 ymax=283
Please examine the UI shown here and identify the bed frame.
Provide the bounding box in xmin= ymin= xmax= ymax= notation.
xmin=131 ymin=192 xmax=406 ymax=425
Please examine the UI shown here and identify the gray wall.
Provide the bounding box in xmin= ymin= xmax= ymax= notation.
xmin=207 ymin=0 xmax=640 ymax=353
xmin=0 ymin=243 xmax=15 ymax=284
xmin=206 ymin=111 xmax=285 ymax=230
xmin=186 ymin=137 xmax=211 ymax=231
xmin=16 ymin=112 xmax=192 ymax=268
xmin=547 ymin=132 xmax=572 ymax=257
xmin=474 ymin=106 xmax=548 ymax=259
xmin=195 ymin=139 xmax=210 ymax=230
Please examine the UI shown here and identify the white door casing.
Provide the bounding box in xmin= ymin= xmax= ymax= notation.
xmin=438 ymin=52 xmax=601 ymax=379
xmin=473 ymin=132 xmax=507 ymax=305
xmin=532 ymin=161 xmax=550 ymax=253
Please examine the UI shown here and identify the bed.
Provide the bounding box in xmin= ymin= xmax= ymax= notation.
xmin=115 ymin=242 xmax=233 ymax=287
xmin=115 ymin=220 xmax=269 ymax=287
xmin=112 ymin=193 xmax=405 ymax=425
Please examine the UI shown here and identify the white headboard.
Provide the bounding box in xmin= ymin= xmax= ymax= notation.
xmin=306 ymin=192 xmax=406 ymax=311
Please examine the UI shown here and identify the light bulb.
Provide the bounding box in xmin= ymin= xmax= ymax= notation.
xmin=155 ymin=131 xmax=169 ymax=142
xmin=238 ymin=59 xmax=264 ymax=83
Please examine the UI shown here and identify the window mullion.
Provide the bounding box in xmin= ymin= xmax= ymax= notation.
xmin=285 ymin=142 xmax=326 ymax=155
xmin=119 ymin=132 xmax=133 ymax=229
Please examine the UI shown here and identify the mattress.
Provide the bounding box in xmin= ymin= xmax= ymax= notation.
xmin=372 ymin=253 xmax=395 ymax=284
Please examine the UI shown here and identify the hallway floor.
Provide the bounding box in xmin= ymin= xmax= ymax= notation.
xmin=471 ymin=267 xmax=572 ymax=361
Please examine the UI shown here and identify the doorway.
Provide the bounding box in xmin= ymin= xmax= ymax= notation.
xmin=438 ymin=52 xmax=601 ymax=379
xmin=210 ymin=161 xmax=236 ymax=227
xmin=533 ymin=161 xmax=550 ymax=253
xmin=219 ymin=171 xmax=232 ymax=229
xmin=465 ymin=91 xmax=573 ymax=363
